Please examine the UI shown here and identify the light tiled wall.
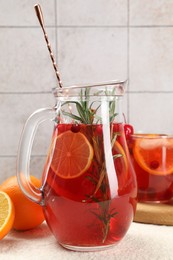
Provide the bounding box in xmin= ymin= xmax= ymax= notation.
xmin=0 ymin=0 xmax=173 ymax=182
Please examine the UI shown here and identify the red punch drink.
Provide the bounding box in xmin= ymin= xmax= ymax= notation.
xmin=43 ymin=123 xmax=137 ymax=249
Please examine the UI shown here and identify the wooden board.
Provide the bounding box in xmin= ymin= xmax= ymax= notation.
xmin=134 ymin=200 xmax=173 ymax=226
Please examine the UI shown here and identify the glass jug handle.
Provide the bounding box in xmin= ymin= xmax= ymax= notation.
xmin=17 ymin=106 xmax=57 ymax=205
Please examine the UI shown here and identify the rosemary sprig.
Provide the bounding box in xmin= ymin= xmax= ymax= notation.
xmin=61 ymin=88 xmax=100 ymax=124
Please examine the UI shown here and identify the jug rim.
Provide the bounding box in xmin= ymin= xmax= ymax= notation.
xmin=52 ymin=79 xmax=127 ymax=97
xmin=131 ymin=133 xmax=173 ymax=139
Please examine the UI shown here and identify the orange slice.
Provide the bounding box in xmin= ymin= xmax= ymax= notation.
xmin=0 ymin=191 xmax=15 ymax=240
xmin=133 ymin=135 xmax=173 ymax=175
xmin=51 ymin=130 xmax=94 ymax=179
xmin=113 ymin=141 xmax=128 ymax=181
xmin=113 ymin=141 xmax=128 ymax=168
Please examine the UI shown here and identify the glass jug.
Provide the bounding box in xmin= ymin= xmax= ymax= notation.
xmin=17 ymin=81 xmax=137 ymax=251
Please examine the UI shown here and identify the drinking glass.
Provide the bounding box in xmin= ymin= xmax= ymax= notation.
xmin=128 ymin=133 xmax=173 ymax=203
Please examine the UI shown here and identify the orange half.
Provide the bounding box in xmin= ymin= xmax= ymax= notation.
xmin=51 ymin=130 xmax=94 ymax=179
xmin=0 ymin=191 xmax=15 ymax=240
xmin=133 ymin=135 xmax=173 ymax=175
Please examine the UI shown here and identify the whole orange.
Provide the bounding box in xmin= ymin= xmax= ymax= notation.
xmin=0 ymin=175 xmax=45 ymax=231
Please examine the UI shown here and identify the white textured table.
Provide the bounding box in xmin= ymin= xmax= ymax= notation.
xmin=0 ymin=222 xmax=173 ymax=260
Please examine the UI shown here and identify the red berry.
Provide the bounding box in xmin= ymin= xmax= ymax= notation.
xmin=124 ymin=124 xmax=134 ymax=139
xmin=57 ymin=124 xmax=68 ymax=133
xmin=150 ymin=160 xmax=159 ymax=170
xmin=113 ymin=123 xmax=120 ymax=133
xmin=71 ymin=124 xmax=81 ymax=133
xmin=95 ymin=125 xmax=103 ymax=136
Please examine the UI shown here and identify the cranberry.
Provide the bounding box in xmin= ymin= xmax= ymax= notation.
xmin=57 ymin=124 xmax=67 ymax=133
xmin=113 ymin=123 xmax=120 ymax=133
xmin=71 ymin=124 xmax=81 ymax=133
xmin=95 ymin=125 xmax=103 ymax=136
xmin=124 ymin=124 xmax=134 ymax=139
xmin=150 ymin=160 xmax=159 ymax=170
